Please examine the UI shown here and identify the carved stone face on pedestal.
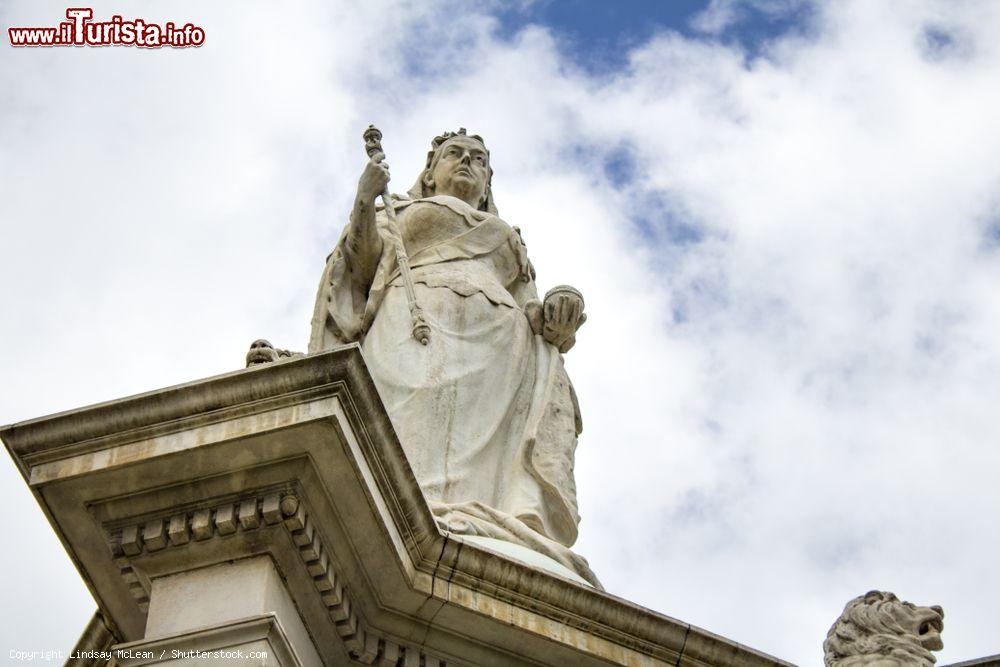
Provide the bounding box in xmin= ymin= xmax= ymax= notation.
xmin=823 ymin=590 xmax=944 ymax=666
xmin=246 ymin=338 xmax=278 ymax=365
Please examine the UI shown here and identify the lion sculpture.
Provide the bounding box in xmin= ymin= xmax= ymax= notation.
xmin=824 ymin=590 xmax=944 ymax=666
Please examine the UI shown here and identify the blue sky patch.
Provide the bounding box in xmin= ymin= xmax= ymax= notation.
xmin=919 ymin=24 xmax=971 ymax=62
xmin=495 ymin=0 xmax=816 ymax=71
xmin=602 ymin=145 xmax=637 ymax=188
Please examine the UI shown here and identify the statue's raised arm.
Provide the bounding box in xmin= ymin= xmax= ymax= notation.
xmin=343 ymin=149 xmax=389 ymax=289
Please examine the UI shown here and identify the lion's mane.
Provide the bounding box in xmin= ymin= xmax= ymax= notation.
xmin=823 ymin=591 xmax=937 ymax=667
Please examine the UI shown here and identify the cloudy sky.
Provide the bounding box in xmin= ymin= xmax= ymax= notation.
xmin=2 ymin=1 xmax=999 ymax=663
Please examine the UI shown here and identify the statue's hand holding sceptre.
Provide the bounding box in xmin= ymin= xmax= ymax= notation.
xmin=357 ymin=151 xmax=391 ymax=205
xmin=346 ymin=150 xmax=390 ymax=287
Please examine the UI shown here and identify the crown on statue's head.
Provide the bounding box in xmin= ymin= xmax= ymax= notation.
xmin=430 ymin=128 xmax=487 ymax=150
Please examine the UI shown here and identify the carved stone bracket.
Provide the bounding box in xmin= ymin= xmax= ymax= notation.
xmin=108 ymin=490 xmax=451 ymax=666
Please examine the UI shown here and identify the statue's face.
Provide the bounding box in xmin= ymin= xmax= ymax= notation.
xmin=428 ymin=136 xmax=489 ymax=206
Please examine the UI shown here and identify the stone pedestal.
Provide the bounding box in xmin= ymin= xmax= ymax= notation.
xmin=111 ymin=556 xmax=322 ymax=665
xmin=3 ymin=346 xmax=791 ymax=666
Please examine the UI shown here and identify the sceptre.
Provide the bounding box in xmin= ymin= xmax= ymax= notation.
xmin=363 ymin=125 xmax=431 ymax=345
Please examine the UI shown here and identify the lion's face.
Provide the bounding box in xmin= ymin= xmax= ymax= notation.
xmin=886 ymin=599 xmax=945 ymax=651
xmin=824 ymin=591 xmax=945 ymax=667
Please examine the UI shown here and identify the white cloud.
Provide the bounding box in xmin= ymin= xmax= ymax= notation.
xmin=2 ymin=0 xmax=999 ymax=663
xmin=691 ymin=0 xmax=743 ymax=35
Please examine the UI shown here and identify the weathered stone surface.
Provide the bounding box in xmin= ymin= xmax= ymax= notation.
xmin=65 ymin=611 xmax=114 ymax=667
xmin=238 ymin=498 xmax=260 ymax=530
xmin=215 ymin=503 xmax=236 ymax=535
xmin=144 ymin=556 xmax=321 ymax=665
xmin=190 ymin=509 xmax=212 ymax=541
xmin=111 ymin=615 xmax=299 ymax=667
xmin=941 ymin=655 xmax=1000 ymax=667
xmin=120 ymin=525 xmax=142 ymax=556
xmin=167 ymin=515 xmax=189 ymax=546
xmin=142 ymin=520 xmax=166 ymax=552
xmin=824 ymin=590 xmax=944 ymax=666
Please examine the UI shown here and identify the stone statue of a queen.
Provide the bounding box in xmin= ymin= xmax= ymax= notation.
xmin=305 ymin=128 xmax=598 ymax=586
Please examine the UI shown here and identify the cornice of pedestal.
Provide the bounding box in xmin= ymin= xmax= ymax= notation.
xmin=104 ymin=487 xmax=425 ymax=665
xmin=3 ymin=347 xmax=792 ymax=667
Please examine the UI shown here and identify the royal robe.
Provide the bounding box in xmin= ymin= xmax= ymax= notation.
xmin=309 ymin=194 xmax=598 ymax=587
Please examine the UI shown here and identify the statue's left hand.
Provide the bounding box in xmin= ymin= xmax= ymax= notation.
xmin=542 ymin=287 xmax=586 ymax=353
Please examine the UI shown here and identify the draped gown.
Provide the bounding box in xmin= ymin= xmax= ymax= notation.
xmin=309 ymin=194 xmax=598 ymax=587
